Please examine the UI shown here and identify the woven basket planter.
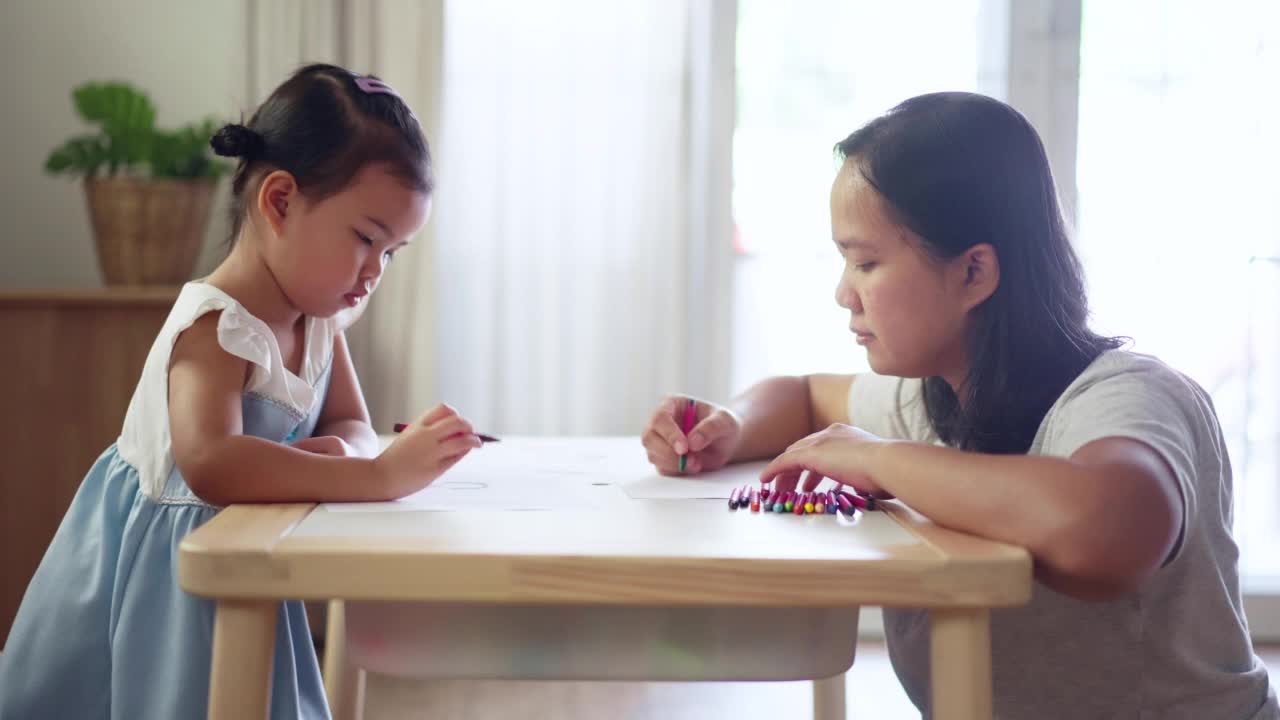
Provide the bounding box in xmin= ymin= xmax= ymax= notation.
xmin=83 ymin=176 xmax=215 ymax=285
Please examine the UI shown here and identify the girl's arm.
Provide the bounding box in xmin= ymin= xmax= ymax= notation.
xmin=764 ymin=427 xmax=1182 ymax=601
xmin=168 ymin=313 xmax=389 ymax=504
xmin=300 ymin=332 xmax=380 ymax=458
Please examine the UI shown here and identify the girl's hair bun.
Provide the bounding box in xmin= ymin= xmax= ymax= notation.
xmin=210 ymin=124 xmax=265 ymax=159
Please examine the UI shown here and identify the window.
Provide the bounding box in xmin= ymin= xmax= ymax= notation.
xmin=1075 ymin=0 xmax=1280 ymax=584
xmin=731 ymin=0 xmax=996 ymax=393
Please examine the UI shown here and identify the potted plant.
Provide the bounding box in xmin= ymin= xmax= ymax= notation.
xmin=45 ymin=82 xmax=228 ymax=286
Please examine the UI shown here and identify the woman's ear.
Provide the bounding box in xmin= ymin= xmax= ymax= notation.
xmin=256 ymin=170 xmax=299 ymax=238
xmin=959 ymin=243 xmax=1000 ymax=311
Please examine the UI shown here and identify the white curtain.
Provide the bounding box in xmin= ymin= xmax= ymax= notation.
xmin=432 ymin=0 xmax=735 ymax=436
xmin=246 ymin=0 xmax=734 ymax=435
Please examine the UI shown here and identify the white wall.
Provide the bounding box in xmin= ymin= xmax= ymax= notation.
xmin=0 ymin=1 xmax=247 ymax=288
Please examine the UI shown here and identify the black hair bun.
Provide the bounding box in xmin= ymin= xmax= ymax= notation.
xmin=210 ymin=124 xmax=265 ymax=159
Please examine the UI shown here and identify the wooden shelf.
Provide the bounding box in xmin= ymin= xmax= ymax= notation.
xmin=0 ymin=285 xmax=182 ymax=308
xmin=0 ymin=289 xmax=178 ymax=644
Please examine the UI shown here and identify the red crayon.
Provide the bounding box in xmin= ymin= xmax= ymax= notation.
xmin=749 ymin=488 xmax=760 ymax=512
xmin=835 ymin=493 xmax=856 ymax=516
xmin=793 ymin=493 xmax=806 ymax=515
xmin=838 ymin=490 xmax=870 ymax=510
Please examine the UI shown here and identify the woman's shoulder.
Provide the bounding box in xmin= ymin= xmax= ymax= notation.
xmin=1061 ymin=349 xmax=1207 ymax=405
xmin=1046 ymin=349 xmax=1220 ymax=448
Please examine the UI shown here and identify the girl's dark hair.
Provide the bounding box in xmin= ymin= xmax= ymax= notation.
xmin=210 ymin=63 xmax=432 ymax=242
xmin=836 ymin=92 xmax=1124 ymax=454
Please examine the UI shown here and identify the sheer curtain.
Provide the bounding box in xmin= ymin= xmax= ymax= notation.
xmin=432 ymin=0 xmax=735 ymax=436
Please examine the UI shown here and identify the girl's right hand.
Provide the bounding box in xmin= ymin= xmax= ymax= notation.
xmin=642 ymin=395 xmax=741 ymax=475
xmin=373 ymin=403 xmax=482 ymax=499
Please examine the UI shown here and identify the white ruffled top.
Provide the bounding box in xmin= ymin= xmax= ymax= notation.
xmin=117 ymin=282 xmax=336 ymax=499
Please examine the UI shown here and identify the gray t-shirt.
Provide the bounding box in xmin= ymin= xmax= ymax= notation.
xmin=848 ymin=350 xmax=1278 ymax=719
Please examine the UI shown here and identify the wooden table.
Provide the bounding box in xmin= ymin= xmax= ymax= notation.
xmin=179 ymin=438 xmax=1031 ymax=720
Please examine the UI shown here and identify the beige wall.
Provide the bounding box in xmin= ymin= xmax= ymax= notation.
xmin=0 ymin=1 xmax=247 ymax=288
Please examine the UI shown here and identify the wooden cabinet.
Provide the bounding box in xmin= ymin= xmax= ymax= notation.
xmin=0 ymin=287 xmax=178 ymax=645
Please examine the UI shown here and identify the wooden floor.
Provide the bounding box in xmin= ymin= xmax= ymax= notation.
xmin=362 ymin=642 xmax=1280 ymax=719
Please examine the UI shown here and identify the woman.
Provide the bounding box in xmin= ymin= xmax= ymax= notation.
xmin=642 ymin=92 xmax=1277 ymax=719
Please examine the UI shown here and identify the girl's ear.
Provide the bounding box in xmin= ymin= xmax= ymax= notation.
xmin=256 ymin=170 xmax=299 ymax=238
xmin=958 ymin=242 xmax=1000 ymax=312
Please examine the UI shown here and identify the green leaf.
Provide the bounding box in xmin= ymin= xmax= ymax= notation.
xmin=72 ymin=82 xmax=155 ymax=133
xmin=45 ymin=135 xmax=110 ymax=177
xmin=48 ymin=81 xmax=228 ymax=179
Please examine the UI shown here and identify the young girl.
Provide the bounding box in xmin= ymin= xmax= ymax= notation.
xmin=643 ymin=92 xmax=1278 ymax=719
xmin=0 ymin=64 xmax=482 ymax=719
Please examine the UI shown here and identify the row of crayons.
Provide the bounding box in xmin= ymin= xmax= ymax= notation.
xmin=727 ymin=486 xmax=876 ymax=516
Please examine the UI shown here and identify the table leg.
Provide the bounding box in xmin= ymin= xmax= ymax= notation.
xmin=324 ymin=600 xmax=367 ymax=720
xmin=930 ymin=608 xmax=992 ymax=720
xmin=812 ymin=673 xmax=846 ymax=720
xmin=209 ymin=599 xmax=277 ymax=720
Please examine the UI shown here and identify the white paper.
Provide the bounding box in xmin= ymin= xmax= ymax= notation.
xmin=325 ymin=436 xmax=646 ymax=512
xmin=618 ymin=461 xmax=770 ymax=500
xmin=324 ymin=436 xmax=772 ymax=511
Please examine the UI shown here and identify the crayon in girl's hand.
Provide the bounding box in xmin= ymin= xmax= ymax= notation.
xmin=392 ymin=423 xmax=500 ymax=443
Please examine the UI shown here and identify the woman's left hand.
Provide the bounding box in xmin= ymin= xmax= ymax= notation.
xmin=290 ymin=435 xmax=358 ymax=457
xmin=759 ymin=424 xmax=894 ymax=498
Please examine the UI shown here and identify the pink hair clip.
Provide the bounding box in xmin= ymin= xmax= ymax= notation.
xmin=354 ymin=75 xmax=400 ymax=98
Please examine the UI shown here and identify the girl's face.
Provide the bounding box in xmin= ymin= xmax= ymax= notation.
xmin=262 ymin=164 xmax=431 ymax=318
xmin=830 ymin=160 xmax=990 ymax=385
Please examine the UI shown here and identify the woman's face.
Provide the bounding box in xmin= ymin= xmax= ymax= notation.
xmin=829 ymin=160 xmax=981 ymax=385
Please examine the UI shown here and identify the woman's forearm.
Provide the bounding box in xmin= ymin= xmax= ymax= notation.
xmin=728 ymin=376 xmax=816 ymax=462
xmin=866 ymin=441 xmax=1166 ymax=599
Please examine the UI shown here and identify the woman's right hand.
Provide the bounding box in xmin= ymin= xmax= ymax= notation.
xmin=373 ymin=403 xmax=482 ymax=499
xmin=642 ymin=395 xmax=741 ymax=475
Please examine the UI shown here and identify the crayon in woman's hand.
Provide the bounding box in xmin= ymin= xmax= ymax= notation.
xmin=678 ymin=398 xmax=696 ymax=473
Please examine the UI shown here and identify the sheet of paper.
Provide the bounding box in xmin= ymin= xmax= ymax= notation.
xmin=325 ymin=436 xmax=647 ymax=512
xmin=618 ymin=461 xmax=770 ymax=500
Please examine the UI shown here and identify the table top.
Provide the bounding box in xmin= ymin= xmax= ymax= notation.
xmin=179 ymin=438 xmax=1032 ymax=609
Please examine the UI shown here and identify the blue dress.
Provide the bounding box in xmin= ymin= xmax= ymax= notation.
xmin=0 ymin=283 xmax=335 ymax=720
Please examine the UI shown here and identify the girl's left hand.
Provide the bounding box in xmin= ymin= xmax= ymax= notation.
xmin=759 ymin=424 xmax=894 ymax=498
xmin=290 ymin=435 xmax=357 ymax=457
